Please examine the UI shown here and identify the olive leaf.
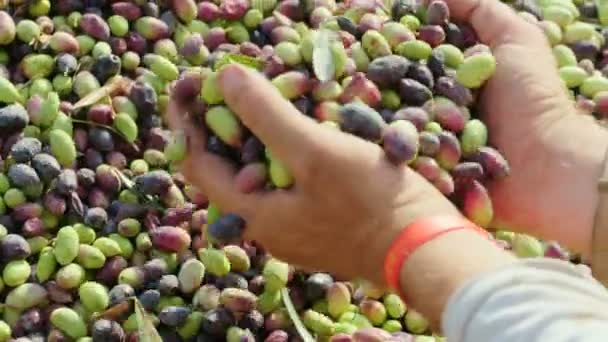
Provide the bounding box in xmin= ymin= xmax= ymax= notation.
xmin=281 ymin=288 xmax=315 ymax=342
xmin=201 ymin=223 xmax=213 ymax=249
xmin=312 ymin=29 xmax=336 ymax=82
xmin=596 ymin=0 xmax=608 ymax=25
xmin=91 ymin=300 xmax=133 ymax=321
xmin=72 ymin=76 xmax=129 ymax=110
xmin=68 ymin=192 xmax=85 ymax=219
xmin=134 ymin=298 xmax=163 ymax=342
xmin=212 ymin=18 xmax=228 ymax=28
xmin=112 ymin=166 xmax=134 ymax=189
xmin=214 ymin=53 xmax=266 ymax=72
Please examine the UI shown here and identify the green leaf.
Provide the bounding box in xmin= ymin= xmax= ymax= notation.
xmin=281 ymin=288 xmax=315 ymax=342
xmin=134 ymin=299 xmax=163 ymax=342
xmin=596 ymin=0 xmax=608 ymax=25
xmin=312 ymin=29 xmax=336 ymax=82
xmin=214 ymin=53 xmax=265 ymax=72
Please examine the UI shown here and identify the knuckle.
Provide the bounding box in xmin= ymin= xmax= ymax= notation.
xmin=524 ymin=22 xmax=546 ymax=40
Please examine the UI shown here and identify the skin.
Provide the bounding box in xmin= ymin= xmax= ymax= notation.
xmin=167 ymin=0 xmax=608 ymax=332
xmin=452 ymin=0 xmax=608 ymax=258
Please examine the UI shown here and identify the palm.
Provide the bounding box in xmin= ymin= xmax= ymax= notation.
xmin=448 ymin=0 xmax=597 ymax=246
xmin=480 ymin=36 xmax=573 ymax=232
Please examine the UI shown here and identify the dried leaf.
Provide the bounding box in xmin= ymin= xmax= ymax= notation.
xmin=134 ymin=299 xmax=163 ymax=342
xmin=73 ymin=76 xmax=129 ymax=110
xmin=111 ymin=167 xmax=133 ymax=189
xmin=312 ymin=29 xmax=336 ymax=82
xmin=281 ymin=288 xmax=315 ymax=342
xmin=92 ymin=300 xmax=133 ymax=321
xmin=69 ymin=192 xmax=85 ymax=218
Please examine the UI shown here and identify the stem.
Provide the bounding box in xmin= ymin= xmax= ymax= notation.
xmin=70 ymin=118 xmax=140 ymax=151
xmin=110 ymin=167 xmax=166 ymax=213
xmin=281 ymin=288 xmax=315 ymax=342
xmin=70 ymin=118 xmax=119 ymax=133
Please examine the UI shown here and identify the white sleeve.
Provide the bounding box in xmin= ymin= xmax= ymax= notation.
xmin=442 ymin=258 xmax=608 ymax=342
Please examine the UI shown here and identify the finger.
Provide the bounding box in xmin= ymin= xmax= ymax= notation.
xmin=446 ymin=0 xmax=566 ymax=107
xmin=445 ymin=0 xmax=548 ymax=48
xmin=165 ymin=98 xmax=248 ymax=212
xmin=165 ymin=99 xmax=190 ymax=131
xmin=217 ymin=64 xmax=325 ymax=171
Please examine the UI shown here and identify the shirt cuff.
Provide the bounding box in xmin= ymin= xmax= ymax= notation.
xmin=442 ymin=258 xmax=608 ymax=342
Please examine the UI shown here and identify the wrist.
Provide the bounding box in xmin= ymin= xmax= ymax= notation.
xmin=384 ymin=215 xmax=489 ymax=295
xmin=361 ymin=170 xmax=462 ymax=288
xmin=399 ymin=229 xmax=516 ymax=330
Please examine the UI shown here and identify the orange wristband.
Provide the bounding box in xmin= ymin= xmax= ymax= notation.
xmin=383 ymin=216 xmax=492 ymax=298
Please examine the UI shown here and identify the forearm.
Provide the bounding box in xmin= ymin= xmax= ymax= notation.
xmin=397 ymin=227 xmax=608 ymax=341
xmin=387 ymin=116 xmax=608 ymax=328
xmin=398 ymin=229 xmax=517 ymax=330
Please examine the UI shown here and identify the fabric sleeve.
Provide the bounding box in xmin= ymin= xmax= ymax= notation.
xmin=442 ymin=258 xmax=608 ymax=342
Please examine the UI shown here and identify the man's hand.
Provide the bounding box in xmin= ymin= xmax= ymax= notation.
xmin=166 ymin=0 xmax=608 ymax=285
xmin=167 ymin=65 xmax=460 ymax=287
xmin=447 ymin=0 xmax=608 ymax=256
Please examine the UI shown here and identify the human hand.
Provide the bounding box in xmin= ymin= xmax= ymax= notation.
xmin=446 ymin=0 xmax=608 ymax=255
xmin=167 ymin=64 xmax=461 ymax=287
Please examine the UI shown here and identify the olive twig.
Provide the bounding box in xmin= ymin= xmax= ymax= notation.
xmin=70 ymin=118 xmax=140 ymax=151
xmin=281 ymin=288 xmax=315 ymax=342
xmin=110 ymin=167 xmax=166 ymax=213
